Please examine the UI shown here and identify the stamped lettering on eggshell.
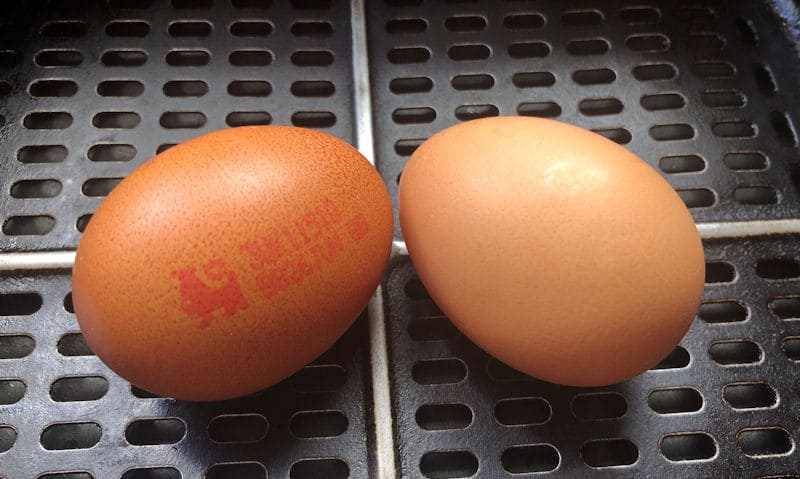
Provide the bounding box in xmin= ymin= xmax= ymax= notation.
xmin=172 ymin=197 xmax=370 ymax=326
xmin=172 ymin=258 xmax=249 ymax=328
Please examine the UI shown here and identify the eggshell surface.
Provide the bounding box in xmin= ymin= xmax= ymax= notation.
xmin=72 ymin=126 xmax=393 ymax=401
xmin=399 ymin=117 xmax=705 ymax=387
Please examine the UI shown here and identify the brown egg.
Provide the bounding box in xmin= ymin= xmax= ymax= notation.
xmin=399 ymin=117 xmax=705 ymax=387
xmin=72 ymin=126 xmax=393 ymax=401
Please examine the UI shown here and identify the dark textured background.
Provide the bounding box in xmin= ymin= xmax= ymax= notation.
xmin=1 ymin=1 xmax=799 ymax=478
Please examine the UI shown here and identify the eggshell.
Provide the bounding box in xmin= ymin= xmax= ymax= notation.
xmin=72 ymin=126 xmax=393 ymax=401
xmin=399 ymin=117 xmax=705 ymax=387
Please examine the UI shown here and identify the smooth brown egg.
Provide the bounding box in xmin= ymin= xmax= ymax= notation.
xmin=399 ymin=117 xmax=705 ymax=387
xmin=72 ymin=126 xmax=393 ymax=401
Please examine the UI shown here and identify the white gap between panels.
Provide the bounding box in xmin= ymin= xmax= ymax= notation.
xmin=350 ymin=2 xmax=399 ymax=479
xmin=392 ymin=219 xmax=800 ymax=258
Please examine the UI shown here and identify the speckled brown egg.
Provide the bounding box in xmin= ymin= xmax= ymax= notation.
xmin=399 ymin=117 xmax=705 ymax=387
xmin=72 ymin=126 xmax=393 ymax=401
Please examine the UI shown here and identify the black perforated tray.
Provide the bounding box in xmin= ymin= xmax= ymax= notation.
xmin=367 ymin=0 xmax=800 ymax=239
xmin=0 ymin=273 xmax=372 ymax=479
xmin=385 ymin=237 xmax=800 ymax=478
xmin=0 ymin=0 xmax=355 ymax=252
xmin=1 ymin=1 xmax=800 ymax=478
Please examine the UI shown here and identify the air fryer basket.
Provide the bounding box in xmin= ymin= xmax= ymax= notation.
xmin=0 ymin=1 xmax=798 ymax=478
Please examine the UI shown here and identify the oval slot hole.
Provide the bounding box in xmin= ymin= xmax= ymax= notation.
xmin=724 ymin=152 xmax=767 ymax=171
xmin=10 ymin=179 xmax=62 ymax=199
xmin=709 ymin=340 xmax=762 ymax=365
xmin=693 ymin=61 xmax=735 ymax=79
xmin=121 ymin=467 xmax=181 ymax=479
xmin=697 ymin=301 xmax=747 ymax=323
xmin=0 ymin=379 xmax=25 ymax=405
xmin=290 ymin=410 xmax=347 ymax=438
xmin=573 ymin=68 xmax=615 ymax=85
xmin=125 ymin=418 xmax=185 ymax=445
xmin=737 ymin=428 xmax=793 ymax=457
xmin=0 ymin=334 xmax=34 ymax=358
xmin=229 ymin=80 xmax=271 ymax=97
xmin=50 ymin=376 xmax=109 ymax=402
xmin=97 ymin=80 xmax=143 ymax=97
xmin=722 ymin=383 xmax=777 ymax=409
xmin=446 ymin=15 xmax=486 ymax=32
xmin=509 ymin=42 xmax=550 ymax=58
xmin=291 ymin=80 xmax=333 ymax=97
xmin=648 ymin=388 xmax=703 ymax=414
xmin=494 ymin=397 xmax=551 ymax=426
xmin=660 ymin=433 xmax=717 ymax=461
xmin=504 ymin=13 xmax=544 ymax=30
xmin=571 ymin=392 xmax=627 ymax=420
xmin=226 ymin=111 xmax=271 ymax=127
xmin=92 ymin=112 xmax=140 ymax=129
xmin=633 ymin=63 xmax=677 ymax=81
xmin=420 ymin=450 xmax=478 ymax=479
xmin=291 ymin=21 xmax=334 ymax=37
xmin=101 ymin=50 xmax=147 ymax=66
xmin=390 ymin=76 xmax=432 ymax=93
xmin=770 ymin=296 xmax=800 ymax=319
xmin=455 ymin=104 xmax=498 ymax=121
xmin=229 ymin=50 xmax=273 ymax=66
xmin=168 ymin=21 xmax=212 ymax=37
xmin=164 ymin=80 xmax=208 ymax=97
xmin=659 ymin=155 xmax=704 ymax=173
xmin=290 ymin=459 xmax=348 ymax=479
xmin=291 ymin=364 xmax=347 ymax=392
xmin=581 ymin=439 xmax=638 ymax=467
xmin=579 ymin=98 xmax=623 ymax=116
xmin=18 ymin=145 xmax=67 ymax=164
xmin=408 ymin=316 xmax=458 ymax=341
xmin=501 ymin=444 xmax=559 ymax=473
xmin=57 ymin=333 xmax=94 ymax=356
xmin=677 ymin=189 xmax=715 ymax=208
xmin=206 ymin=462 xmax=266 ymax=479
xmin=782 ymin=337 xmax=800 ymax=361
xmin=416 ymin=403 xmax=472 ymax=431
xmin=412 ymin=358 xmax=466 ymax=385
xmin=41 ymin=422 xmax=101 ymax=450
xmin=29 ymin=80 xmax=77 ymax=97
xmin=651 ymin=346 xmax=690 ymax=369
xmin=208 ymin=414 xmax=267 ymax=443
xmin=3 ymin=216 xmax=55 ymax=236
xmin=756 ymin=258 xmax=800 ymax=279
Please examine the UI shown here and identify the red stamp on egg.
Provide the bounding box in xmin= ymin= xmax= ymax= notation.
xmin=172 ymin=197 xmax=369 ymax=326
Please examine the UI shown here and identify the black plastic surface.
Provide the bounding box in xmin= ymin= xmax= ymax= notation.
xmin=385 ymin=236 xmax=800 ymax=478
xmin=2 ymin=1 xmax=800 ymax=478
xmin=0 ymin=272 xmax=371 ymax=478
xmin=0 ymin=0 xmax=354 ymax=251
xmin=367 ymin=0 xmax=800 ymax=239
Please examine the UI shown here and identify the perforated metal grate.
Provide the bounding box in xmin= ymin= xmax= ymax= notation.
xmin=367 ymin=0 xmax=800 ymax=240
xmin=2 ymin=1 xmax=800 ymax=478
xmin=0 ymin=272 xmax=371 ymax=478
xmin=385 ymin=236 xmax=800 ymax=478
xmin=0 ymin=0 xmax=354 ymax=252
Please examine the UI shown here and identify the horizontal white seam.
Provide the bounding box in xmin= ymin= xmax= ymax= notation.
xmin=1 ymin=220 xmax=799 ymax=272
xmin=392 ymin=219 xmax=800 ymax=257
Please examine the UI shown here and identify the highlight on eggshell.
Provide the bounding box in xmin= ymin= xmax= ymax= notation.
xmin=398 ymin=116 xmax=705 ymax=387
xmin=71 ymin=126 xmax=394 ymax=401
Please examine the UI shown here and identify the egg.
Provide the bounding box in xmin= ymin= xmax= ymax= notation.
xmin=72 ymin=126 xmax=393 ymax=401
xmin=399 ymin=117 xmax=705 ymax=387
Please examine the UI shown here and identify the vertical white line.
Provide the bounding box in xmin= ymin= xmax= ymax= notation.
xmin=351 ymin=0 xmax=377 ymax=166
xmin=350 ymin=2 xmax=398 ymax=479
xmin=366 ymin=286 xmax=397 ymax=479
